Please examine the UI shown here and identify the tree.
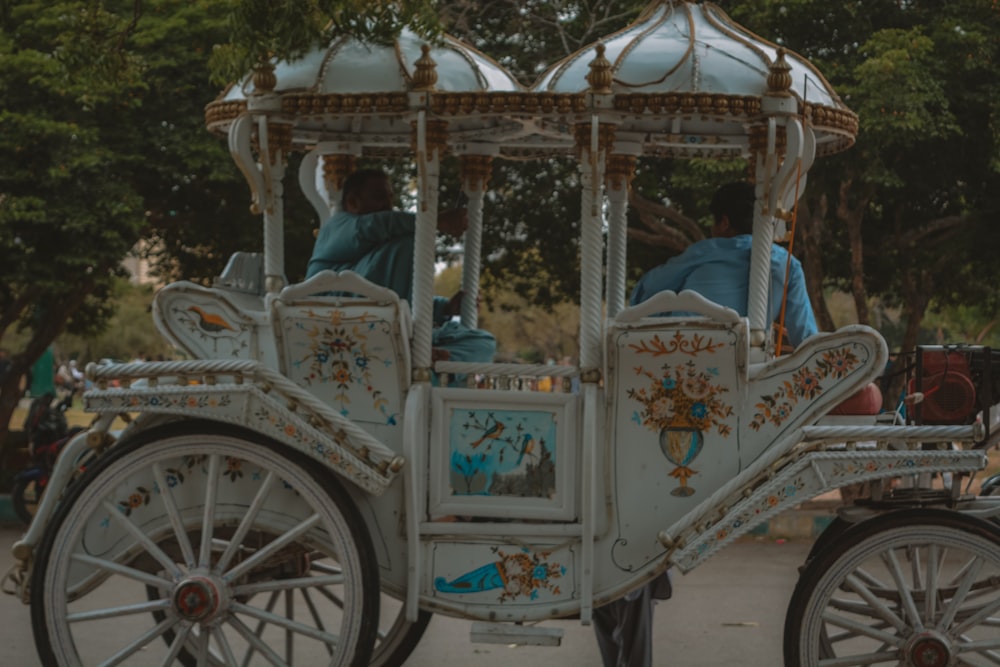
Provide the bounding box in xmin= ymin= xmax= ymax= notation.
xmin=728 ymin=0 xmax=1000 ymax=353
xmin=1 ymin=1 xmax=147 ymax=446
xmin=0 ymin=0 xmax=265 ymax=450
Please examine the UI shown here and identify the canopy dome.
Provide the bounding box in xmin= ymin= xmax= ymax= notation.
xmin=531 ymin=0 xmax=857 ymax=158
xmin=205 ymin=29 xmax=524 ymax=151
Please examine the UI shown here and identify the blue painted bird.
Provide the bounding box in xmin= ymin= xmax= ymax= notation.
xmin=514 ymin=433 xmax=534 ymax=465
xmin=470 ymin=419 xmax=505 ymax=448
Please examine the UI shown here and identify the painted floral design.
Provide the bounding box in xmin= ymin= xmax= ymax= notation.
xmin=627 ymin=335 xmax=733 ymax=497
xmin=434 ymin=547 xmax=565 ymax=602
xmin=292 ymin=310 xmax=397 ymax=425
xmin=628 ymin=361 xmax=733 ymax=436
xmin=112 ymin=455 xmax=265 ymax=520
xmin=110 ymin=393 xmax=233 ymax=411
xmin=749 ymin=347 xmax=860 ymax=430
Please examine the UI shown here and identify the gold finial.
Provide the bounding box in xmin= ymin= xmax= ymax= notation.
xmin=252 ymin=61 xmax=277 ymax=93
xmin=767 ymin=48 xmax=793 ymax=95
xmin=412 ymin=44 xmax=438 ymax=91
xmin=586 ymin=43 xmax=613 ymax=94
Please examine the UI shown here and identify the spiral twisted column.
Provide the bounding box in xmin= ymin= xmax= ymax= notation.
xmin=605 ymin=152 xmax=637 ymax=319
xmin=747 ymin=121 xmax=785 ymax=349
xmin=459 ymin=153 xmax=493 ymax=329
xmin=575 ymin=120 xmax=615 ymax=374
xmin=411 ymin=115 xmax=448 ymax=378
xmin=259 ymin=120 xmax=292 ymax=294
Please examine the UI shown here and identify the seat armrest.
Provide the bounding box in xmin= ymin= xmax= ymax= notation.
xmin=278 ymin=270 xmax=400 ymax=304
xmin=614 ymin=290 xmax=743 ymax=325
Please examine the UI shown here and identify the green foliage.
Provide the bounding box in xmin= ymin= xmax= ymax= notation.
xmin=209 ymin=0 xmax=443 ymax=84
xmin=730 ymin=0 xmax=1000 ymax=347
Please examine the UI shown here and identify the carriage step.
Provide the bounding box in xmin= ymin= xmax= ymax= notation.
xmin=470 ymin=621 xmax=563 ymax=646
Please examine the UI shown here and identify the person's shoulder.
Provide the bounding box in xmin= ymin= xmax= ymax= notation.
xmin=690 ymin=236 xmax=746 ymax=256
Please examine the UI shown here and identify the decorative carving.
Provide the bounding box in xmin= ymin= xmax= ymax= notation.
xmin=628 ymin=331 xmax=725 ymax=357
xmin=252 ymin=62 xmax=276 ymax=94
xmin=460 ymin=154 xmax=494 ymax=193
xmin=412 ymin=44 xmax=438 ymax=91
xmin=322 ymin=154 xmax=357 ymax=196
xmin=573 ymin=122 xmax=616 ymax=162
xmin=605 ymin=154 xmax=636 ymax=191
xmin=767 ymin=48 xmax=793 ymax=96
xmin=250 ymin=122 xmax=294 ymax=164
xmin=411 ymin=119 xmax=450 ymax=160
xmin=586 ymin=43 xmax=613 ymax=94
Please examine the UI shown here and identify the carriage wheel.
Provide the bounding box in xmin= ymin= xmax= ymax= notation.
xmin=30 ymin=420 xmax=379 ymax=667
xmin=783 ymin=508 xmax=1000 ymax=667
xmin=148 ymin=567 xmax=432 ymax=667
xmin=804 ymin=516 xmax=853 ymax=565
xmin=370 ymin=597 xmax=431 ymax=667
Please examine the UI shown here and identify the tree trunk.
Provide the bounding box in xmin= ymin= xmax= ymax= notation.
xmin=836 ymin=178 xmax=871 ymax=325
xmin=797 ymin=194 xmax=835 ymax=331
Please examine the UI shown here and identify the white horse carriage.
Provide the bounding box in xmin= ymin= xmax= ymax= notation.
xmin=9 ymin=2 xmax=1000 ymax=665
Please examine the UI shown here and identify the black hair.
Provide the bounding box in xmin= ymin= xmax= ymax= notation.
xmin=709 ymin=181 xmax=756 ymax=235
xmin=340 ymin=169 xmax=389 ymax=209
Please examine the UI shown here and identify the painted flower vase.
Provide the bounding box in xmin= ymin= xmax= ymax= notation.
xmin=659 ymin=426 xmax=704 ymax=497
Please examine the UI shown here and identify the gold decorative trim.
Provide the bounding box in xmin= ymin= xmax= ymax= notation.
xmin=459 ymin=154 xmax=494 ymax=192
xmin=250 ymin=122 xmax=294 ymax=164
xmin=412 ymin=44 xmax=438 ymax=91
xmin=411 ymin=119 xmax=450 ymax=159
xmin=767 ymin=49 xmax=793 ymax=96
xmin=606 ymin=154 xmax=636 ymax=191
xmin=586 ymin=44 xmax=613 ymax=94
xmin=614 ymin=92 xmax=761 ymax=117
xmin=204 ymin=91 xmax=856 ymax=157
xmin=322 ymin=155 xmax=357 ymax=196
xmin=573 ymin=122 xmax=617 ymax=160
xmin=252 ymin=63 xmax=277 ymax=93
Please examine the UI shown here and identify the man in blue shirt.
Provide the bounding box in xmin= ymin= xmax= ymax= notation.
xmin=307 ymin=169 xmax=496 ymax=364
xmin=630 ymin=181 xmax=818 ymax=347
xmin=595 ymin=182 xmax=818 ymax=667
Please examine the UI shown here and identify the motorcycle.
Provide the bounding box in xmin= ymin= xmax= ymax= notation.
xmin=10 ymin=394 xmax=82 ymax=525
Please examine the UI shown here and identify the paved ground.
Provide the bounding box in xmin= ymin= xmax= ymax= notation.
xmin=0 ymin=523 xmax=808 ymax=666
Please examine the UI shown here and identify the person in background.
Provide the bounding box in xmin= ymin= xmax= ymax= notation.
xmin=307 ymin=169 xmax=496 ymax=365
xmin=629 ymin=180 xmax=817 ymax=347
xmin=29 ymin=345 xmax=56 ymax=398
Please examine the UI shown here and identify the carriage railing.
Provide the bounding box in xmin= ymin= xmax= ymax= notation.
xmin=433 ymin=360 xmax=580 ymax=391
xmin=660 ymin=425 xmax=991 ymax=572
xmin=83 ymin=358 xmax=404 ymax=495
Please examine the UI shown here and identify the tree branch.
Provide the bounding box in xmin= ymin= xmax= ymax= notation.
xmin=628 ymin=190 xmax=705 ymax=243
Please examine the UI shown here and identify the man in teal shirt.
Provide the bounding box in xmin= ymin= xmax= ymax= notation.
xmin=307 ymin=169 xmax=496 ymax=364
xmin=596 ymin=182 xmax=818 ymax=667
xmin=630 ymin=181 xmax=818 ymax=347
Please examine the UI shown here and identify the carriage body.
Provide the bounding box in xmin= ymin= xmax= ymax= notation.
xmin=11 ymin=3 xmax=1000 ymax=665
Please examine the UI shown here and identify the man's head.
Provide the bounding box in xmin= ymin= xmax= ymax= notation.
xmin=342 ymin=169 xmax=394 ymax=214
xmin=709 ymin=181 xmax=756 ymax=237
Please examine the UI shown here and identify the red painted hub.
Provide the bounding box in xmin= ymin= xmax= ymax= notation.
xmin=173 ymin=576 xmax=221 ymax=622
xmin=906 ymin=632 xmax=951 ymax=667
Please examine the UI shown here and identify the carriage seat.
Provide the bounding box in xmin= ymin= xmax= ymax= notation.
xmin=270 ymin=270 xmax=411 ymax=444
xmin=152 ymin=280 xmax=273 ymax=365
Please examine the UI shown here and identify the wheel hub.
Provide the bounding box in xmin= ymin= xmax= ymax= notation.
xmin=173 ymin=575 xmax=225 ymax=622
xmin=905 ymin=631 xmax=952 ymax=667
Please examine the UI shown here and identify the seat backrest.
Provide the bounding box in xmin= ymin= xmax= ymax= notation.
xmin=603 ymin=291 xmax=749 ymax=570
xmin=152 ymin=281 xmax=273 ymax=366
xmin=271 ymin=271 xmax=411 ymax=446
